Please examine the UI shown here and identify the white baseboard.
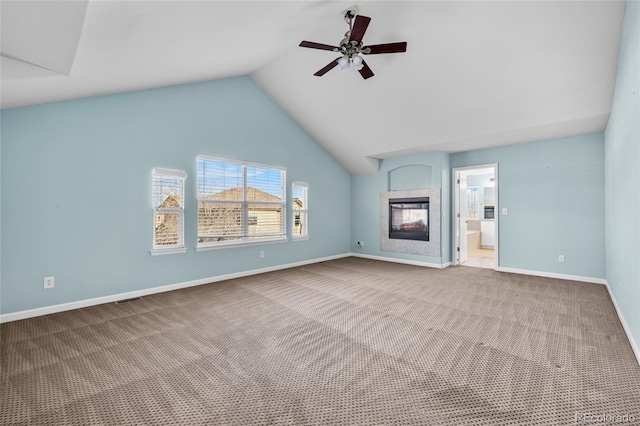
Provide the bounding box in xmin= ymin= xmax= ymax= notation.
xmin=495 ymin=266 xmax=607 ymax=285
xmin=350 ymin=252 xmax=450 ymax=269
xmin=3 ymin=251 xmax=623 ymax=369
xmin=0 ymin=253 xmax=352 ymax=324
xmin=604 ymin=281 xmax=640 ymax=366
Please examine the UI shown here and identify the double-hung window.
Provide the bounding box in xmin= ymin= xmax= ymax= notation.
xmin=292 ymin=182 xmax=308 ymax=239
xmin=197 ymin=155 xmax=286 ymax=249
xmin=152 ymin=168 xmax=186 ymax=255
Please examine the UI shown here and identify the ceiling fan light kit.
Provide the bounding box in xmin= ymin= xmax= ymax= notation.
xmin=338 ymin=54 xmax=363 ymax=73
xmin=299 ymin=6 xmax=407 ymax=79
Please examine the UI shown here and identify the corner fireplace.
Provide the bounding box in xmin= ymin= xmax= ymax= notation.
xmin=389 ymin=197 xmax=429 ymax=241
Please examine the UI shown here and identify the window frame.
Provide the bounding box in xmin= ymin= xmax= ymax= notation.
xmin=151 ymin=168 xmax=187 ymax=256
xmin=292 ymin=182 xmax=309 ymax=240
xmin=196 ymin=155 xmax=287 ymax=251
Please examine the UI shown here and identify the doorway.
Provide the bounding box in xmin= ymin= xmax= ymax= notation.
xmin=452 ymin=164 xmax=498 ymax=269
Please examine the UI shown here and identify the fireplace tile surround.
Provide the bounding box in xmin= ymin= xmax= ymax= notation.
xmin=380 ymin=189 xmax=441 ymax=257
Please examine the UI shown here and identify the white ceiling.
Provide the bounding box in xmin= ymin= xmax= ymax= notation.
xmin=1 ymin=1 xmax=626 ymax=175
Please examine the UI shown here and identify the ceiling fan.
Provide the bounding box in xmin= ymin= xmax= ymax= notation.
xmin=299 ymin=6 xmax=407 ymax=80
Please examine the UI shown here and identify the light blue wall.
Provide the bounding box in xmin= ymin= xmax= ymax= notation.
xmin=451 ymin=133 xmax=605 ymax=279
xmin=0 ymin=76 xmax=351 ymax=314
xmin=351 ymin=151 xmax=450 ymax=265
xmin=0 ymin=114 xmax=2 ymax=303
xmin=604 ymin=1 xmax=639 ymax=351
xmin=388 ymin=164 xmax=432 ymax=191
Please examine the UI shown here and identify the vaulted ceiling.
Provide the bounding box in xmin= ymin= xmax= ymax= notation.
xmin=1 ymin=1 xmax=626 ymax=174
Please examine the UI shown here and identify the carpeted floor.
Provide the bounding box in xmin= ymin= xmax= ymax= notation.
xmin=1 ymin=257 xmax=639 ymax=425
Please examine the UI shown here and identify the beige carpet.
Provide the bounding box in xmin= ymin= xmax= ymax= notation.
xmin=1 ymin=257 xmax=639 ymax=425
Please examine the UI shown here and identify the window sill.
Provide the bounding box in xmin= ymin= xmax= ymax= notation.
xmin=292 ymin=236 xmax=309 ymax=241
xmin=196 ymin=238 xmax=288 ymax=252
xmin=150 ymin=247 xmax=187 ymax=256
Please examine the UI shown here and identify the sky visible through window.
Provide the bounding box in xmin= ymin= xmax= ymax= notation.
xmin=197 ymin=158 xmax=283 ymax=199
xmin=292 ymin=185 xmax=305 ymax=201
xmin=153 ymin=175 xmax=182 ymax=207
xmin=292 ymin=184 xmax=307 ymax=210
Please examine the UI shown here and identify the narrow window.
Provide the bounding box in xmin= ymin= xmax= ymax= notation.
xmin=197 ymin=156 xmax=286 ymax=249
xmin=466 ymin=186 xmax=479 ymax=219
xmin=292 ymin=182 xmax=308 ymax=239
xmin=152 ymin=168 xmax=186 ymax=255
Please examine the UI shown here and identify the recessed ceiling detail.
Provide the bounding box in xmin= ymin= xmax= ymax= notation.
xmin=1 ymin=0 xmax=89 ymax=80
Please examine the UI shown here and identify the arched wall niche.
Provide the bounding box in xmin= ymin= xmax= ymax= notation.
xmin=388 ymin=164 xmax=432 ymax=191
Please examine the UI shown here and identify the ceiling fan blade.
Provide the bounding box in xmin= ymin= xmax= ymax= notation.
xmin=349 ymin=15 xmax=371 ymax=43
xmin=314 ymin=58 xmax=340 ymax=76
xmin=299 ymin=41 xmax=339 ymax=51
xmin=359 ymin=60 xmax=374 ymax=79
xmin=363 ymin=42 xmax=407 ymax=55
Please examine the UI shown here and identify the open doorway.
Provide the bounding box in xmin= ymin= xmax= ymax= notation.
xmin=452 ymin=164 xmax=498 ymax=269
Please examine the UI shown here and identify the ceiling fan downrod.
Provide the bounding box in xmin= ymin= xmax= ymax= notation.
xmin=336 ymin=7 xmax=366 ymax=72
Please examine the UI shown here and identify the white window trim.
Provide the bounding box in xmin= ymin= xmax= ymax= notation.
xmin=292 ymin=181 xmax=309 ymax=241
xmin=151 ymin=247 xmax=187 ymax=256
xmin=151 ymin=168 xmax=187 ymax=256
xmin=195 ymin=237 xmax=287 ymax=252
xmin=196 ymin=155 xmax=287 ymax=249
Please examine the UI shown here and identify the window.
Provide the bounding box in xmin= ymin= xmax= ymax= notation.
xmin=197 ymin=156 xmax=286 ymax=249
xmin=466 ymin=186 xmax=479 ymax=219
xmin=292 ymin=182 xmax=308 ymax=239
xmin=152 ymin=168 xmax=186 ymax=255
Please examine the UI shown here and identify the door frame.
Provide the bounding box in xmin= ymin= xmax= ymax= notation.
xmin=452 ymin=163 xmax=499 ymax=268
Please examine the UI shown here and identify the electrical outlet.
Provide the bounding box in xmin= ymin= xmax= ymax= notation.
xmin=357 ymin=241 xmax=364 ymax=248
xmin=260 ymin=250 xmax=264 ymax=258
xmin=502 ymin=208 xmax=508 ymax=215
xmin=558 ymin=255 xmax=565 ymax=263
xmin=44 ymin=276 xmax=55 ymax=289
